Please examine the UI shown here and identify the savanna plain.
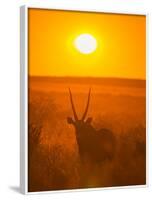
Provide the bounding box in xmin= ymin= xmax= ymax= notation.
xmin=28 ymin=77 xmax=146 ymax=192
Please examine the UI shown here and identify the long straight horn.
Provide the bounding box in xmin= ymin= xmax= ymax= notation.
xmin=81 ymin=88 xmax=91 ymax=121
xmin=69 ymin=88 xmax=78 ymax=121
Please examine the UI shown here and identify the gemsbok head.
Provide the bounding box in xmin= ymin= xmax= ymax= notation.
xmin=67 ymin=88 xmax=116 ymax=163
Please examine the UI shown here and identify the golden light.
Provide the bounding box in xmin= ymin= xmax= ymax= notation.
xmin=74 ymin=34 xmax=97 ymax=54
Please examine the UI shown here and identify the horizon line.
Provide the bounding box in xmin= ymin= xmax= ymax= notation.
xmin=29 ymin=75 xmax=146 ymax=81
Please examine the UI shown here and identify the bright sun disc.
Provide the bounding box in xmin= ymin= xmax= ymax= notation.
xmin=74 ymin=34 xmax=97 ymax=54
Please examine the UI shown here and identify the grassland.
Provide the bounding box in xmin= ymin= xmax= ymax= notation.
xmin=28 ymin=77 xmax=146 ymax=192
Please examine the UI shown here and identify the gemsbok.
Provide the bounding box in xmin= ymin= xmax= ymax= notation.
xmin=67 ymin=88 xmax=116 ymax=164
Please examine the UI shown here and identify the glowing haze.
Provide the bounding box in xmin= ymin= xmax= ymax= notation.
xmin=28 ymin=9 xmax=146 ymax=80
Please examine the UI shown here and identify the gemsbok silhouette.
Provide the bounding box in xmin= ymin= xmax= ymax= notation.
xmin=67 ymin=88 xmax=116 ymax=164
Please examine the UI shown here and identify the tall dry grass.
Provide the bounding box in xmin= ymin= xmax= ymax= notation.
xmin=28 ymin=88 xmax=146 ymax=192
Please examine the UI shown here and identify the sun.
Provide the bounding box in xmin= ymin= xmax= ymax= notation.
xmin=74 ymin=33 xmax=97 ymax=54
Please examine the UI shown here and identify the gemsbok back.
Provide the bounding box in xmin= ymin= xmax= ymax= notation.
xmin=67 ymin=88 xmax=116 ymax=164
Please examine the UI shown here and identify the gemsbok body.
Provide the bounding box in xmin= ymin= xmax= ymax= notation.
xmin=67 ymin=88 xmax=116 ymax=164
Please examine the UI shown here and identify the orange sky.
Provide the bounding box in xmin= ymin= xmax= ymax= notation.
xmin=28 ymin=8 xmax=146 ymax=79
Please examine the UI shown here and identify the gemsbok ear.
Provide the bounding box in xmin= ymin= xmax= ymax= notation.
xmin=67 ymin=117 xmax=74 ymax=124
xmin=86 ymin=117 xmax=92 ymax=124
